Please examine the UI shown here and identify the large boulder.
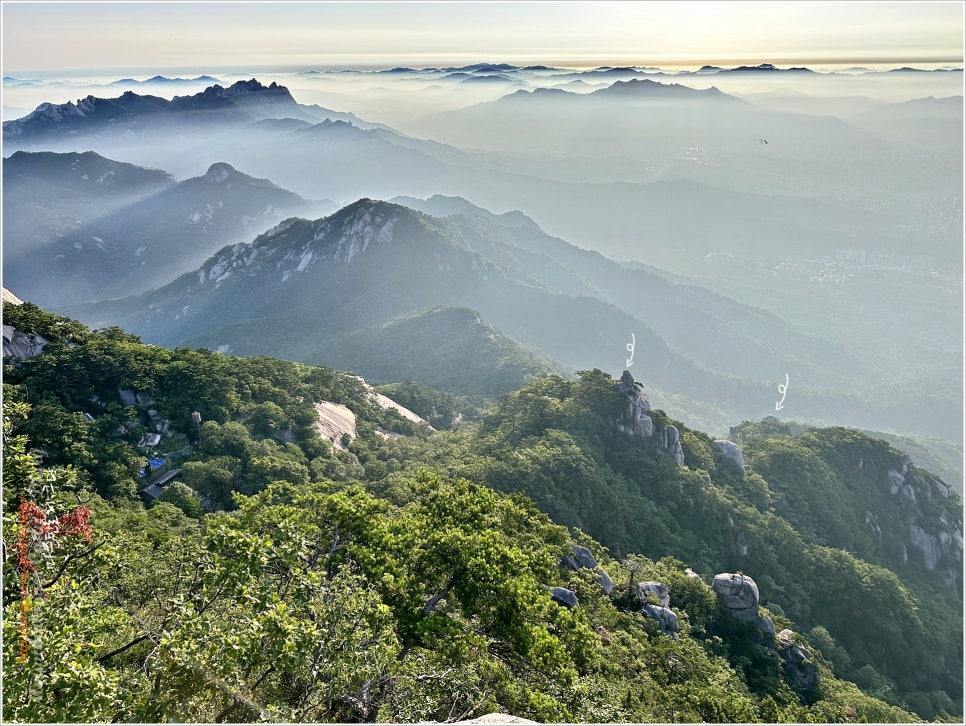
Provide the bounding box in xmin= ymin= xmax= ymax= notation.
xmin=713 ymin=439 xmax=745 ymax=473
xmin=642 ymin=603 xmax=680 ymax=638
xmin=548 ymin=586 xmax=578 ymax=609
xmin=712 ymin=572 xmax=760 ymax=622
xmin=568 ymin=545 xmax=598 ymax=570
xmin=596 ymin=568 xmax=614 ymax=595
xmin=638 ymin=581 xmax=670 ymax=608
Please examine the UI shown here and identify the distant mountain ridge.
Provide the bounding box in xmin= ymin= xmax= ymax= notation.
xmin=4 ymin=150 xmax=334 ymax=305
xmin=3 ymin=79 xmax=292 ymax=138
xmin=2 ymin=78 xmax=376 ymax=142
xmin=110 ymin=74 xmax=223 ymax=86
xmin=287 ymin=62 xmax=963 ymax=78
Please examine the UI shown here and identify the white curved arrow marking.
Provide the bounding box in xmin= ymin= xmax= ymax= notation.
xmin=776 ymin=373 xmax=789 ymax=411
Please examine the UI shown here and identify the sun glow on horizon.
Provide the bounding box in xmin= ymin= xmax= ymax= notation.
xmin=2 ymin=1 xmax=962 ymax=74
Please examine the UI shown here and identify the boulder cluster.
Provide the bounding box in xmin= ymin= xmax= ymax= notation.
xmin=712 ymin=572 xmax=820 ymax=703
xmin=636 ymin=580 xmax=679 ymax=638
xmin=549 ymin=545 xmax=615 ymax=609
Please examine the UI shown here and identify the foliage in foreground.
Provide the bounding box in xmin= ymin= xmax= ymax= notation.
xmin=2 ymin=305 xmax=958 ymax=722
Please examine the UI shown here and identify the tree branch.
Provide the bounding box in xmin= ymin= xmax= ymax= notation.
xmin=326 ymin=525 xmax=340 ymax=580
xmin=423 ymin=574 xmax=457 ymax=614
xmin=41 ymin=542 xmax=104 ymax=590
xmin=96 ymin=633 xmax=151 ymax=664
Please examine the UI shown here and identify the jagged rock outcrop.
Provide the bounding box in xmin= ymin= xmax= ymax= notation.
xmin=713 ymin=439 xmax=745 ymax=472
xmin=880 ymin=450 xmax=964 ymax=585
xmin=614 ymin=370 xmax=653 ymax=438
xmin=908 ymin=522 xmax=963 ymax=572
xmin=642 ymin=603 xmax=680 ymax=638
xmin=662 ymin=424 xmax=686 ymax=466
xmin=2 ymin=325 xmax=49 ymax=360
xmin=777 ymin=629 xmax=820 ymax=702
xmin=887 ymin=452 xmax=911 ymax=491
xmin=615 ymin=370 xmax=684 ymax=466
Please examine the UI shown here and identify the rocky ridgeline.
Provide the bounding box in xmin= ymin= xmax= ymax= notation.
xmin=614 ymin=370 xmax=747 ymax=473
xmin=3 ymin=79 xmax=300 ymax=139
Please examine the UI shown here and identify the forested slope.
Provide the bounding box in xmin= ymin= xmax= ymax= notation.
xmin=2 ymin=301 xmax=960 ymax=722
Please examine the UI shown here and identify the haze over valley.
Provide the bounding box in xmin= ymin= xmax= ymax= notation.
xmin=4 ymin=62 xmax=962 ymax=457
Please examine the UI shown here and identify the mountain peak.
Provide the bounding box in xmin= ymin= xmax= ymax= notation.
xmin=204 ymin=162 xmax=236 ymax=183
xmin=226 ymin=78 xmax=287 ymax=96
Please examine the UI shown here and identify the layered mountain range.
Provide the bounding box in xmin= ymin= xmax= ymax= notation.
xmin=63 ymin=193 xmax=948 ymax=441
xmin=4 ymin=74 xmax=961 ymax=463
xmin=2 ymin=297 xmax=962 ymax=722
xmin=2 ymin=65 xmax=962 ymax=722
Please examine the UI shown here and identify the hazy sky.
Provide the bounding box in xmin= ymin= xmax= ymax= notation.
xmin=2 ymin=1 xmax=963 ymax=72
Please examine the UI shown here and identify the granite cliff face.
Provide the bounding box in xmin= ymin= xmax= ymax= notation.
xmin=1 ymin=289 xmax=49 ymax=360
xmin=882 ymin=450 xmax=963 ymax=587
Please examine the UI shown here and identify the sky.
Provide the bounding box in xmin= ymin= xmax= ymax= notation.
xmin=2 ymin=1 xmax=963 ymax=73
